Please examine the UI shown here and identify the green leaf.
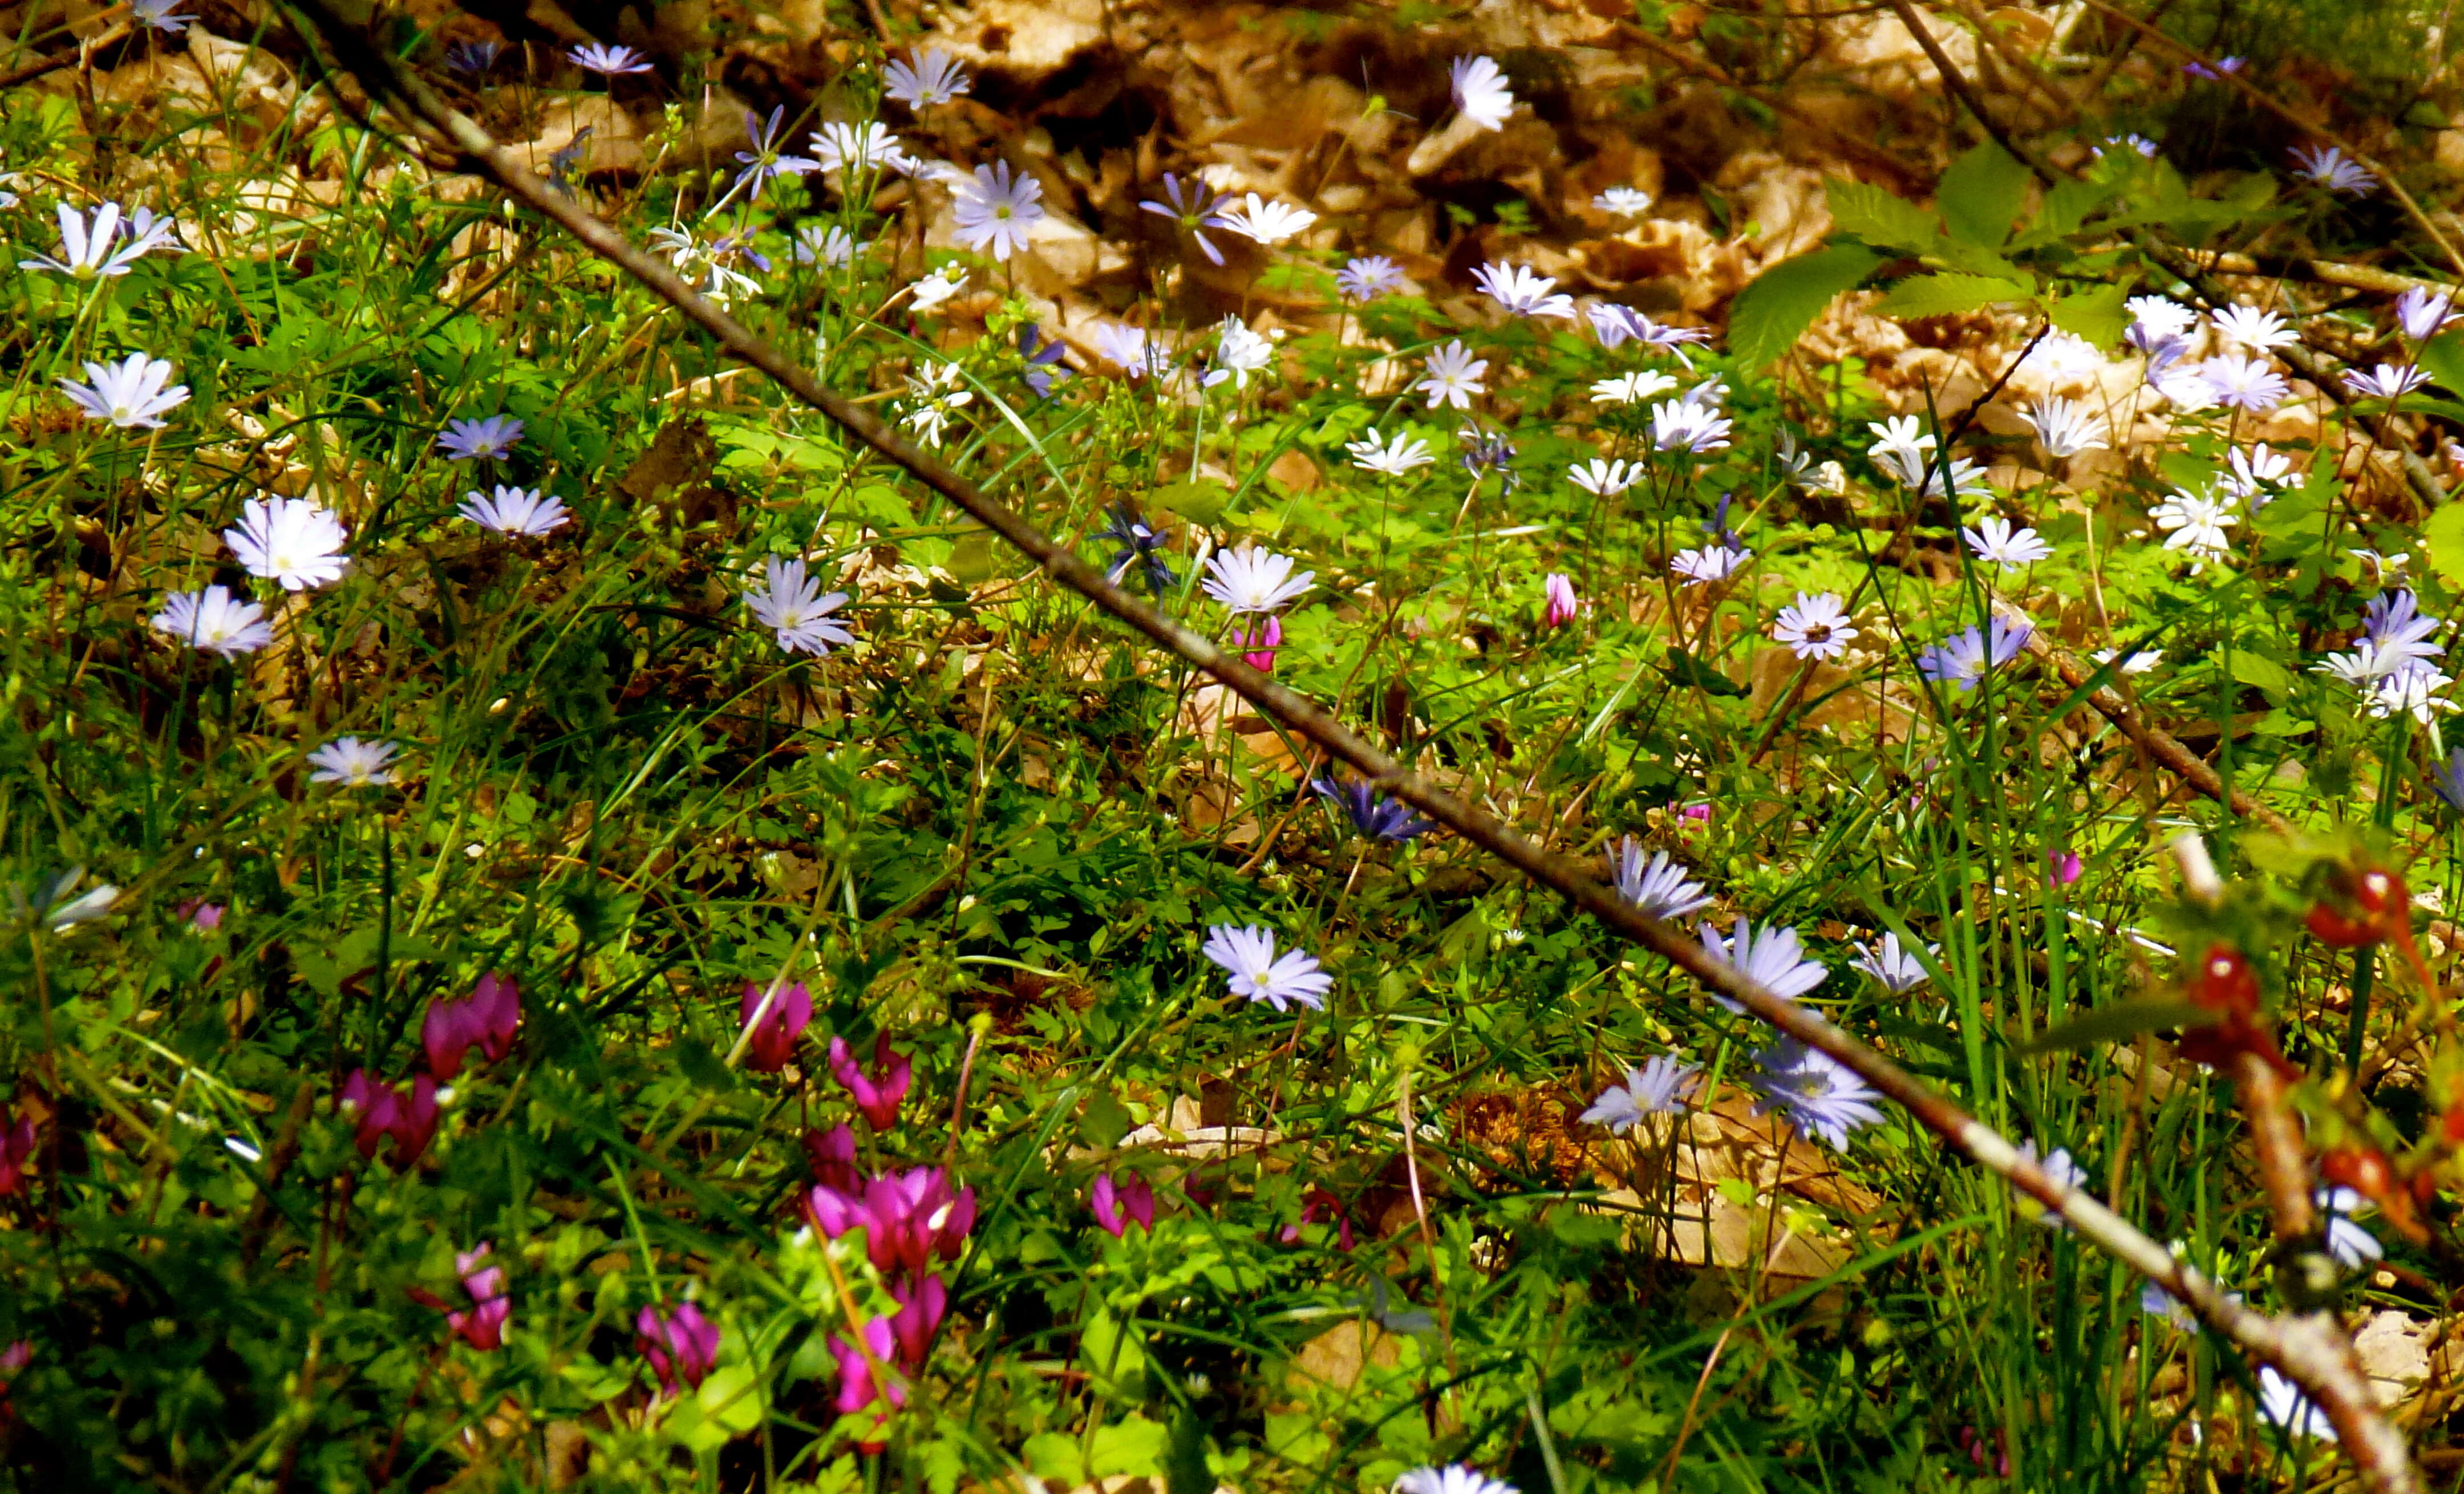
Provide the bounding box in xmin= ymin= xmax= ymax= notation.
xmin=2048 ymin=283 xmax=2131 ymax=347
xmin=1876 ymin=273 xmax=2032 ymax=319
xmin=2026 ymin=176 xmax=2121 ymax=245
xmin=1091 ymin=1415 xmax=1171 ymax=1478
xmin=1150 ymin=479 xmax=1230 ymax=527
xmin=2419 ymin=331 xmax=2464 ymax=397
xmin=2015 ymin=1001 xmax=2218 ymax=1056
xmin=2424 ymin=500 xmax=2464 ymax=590
xmin=1725 ymin=244 xmax=1883 ymax=367
xmin=1936 ymin=141 xmax=2033 ymax=246
xmin=2230 ymin=651 xmax=2295 ymax=696
xmin=1024 ymin=1432 xmax=1088 ymax=1485
xmin=1825 ymin=179 xmax=1940 ymax=254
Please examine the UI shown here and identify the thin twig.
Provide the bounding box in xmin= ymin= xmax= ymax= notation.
xmin=273 ymin=8 xmax=2422 ymax=1487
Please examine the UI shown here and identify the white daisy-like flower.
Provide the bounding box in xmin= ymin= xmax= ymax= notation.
xmin=2209 ymin=305 xmax=2297 ymax=351
xmin=58 ymin=353 xmax=190 ymax=429
xmin=459 ymin=486 xmax=571 ymax=536
xmin=1416 ymin=340 xmax=1488 ymax=409
xmin=1671 ymin=543 xmax=1750 ymax=586
xmin=1201 ymin=546 xmax=1314 ymax=614
xmin=951 ymin=161 xmax=1045 ymax=262
xmin=2149 ymin=488 xmax=2239 ymax=571
xmin=1580 ymin=1056 xmax=1697 ymax=1134
xmin=224 ymin=496 xmax=348 ymax=591
xmin=2346 ymin=363 xmax=2433 ymax=400
xmin=2366 ymin=660 xmax=2455 ymax=724
xmin=907 ymin=265 xmax=968 ymax=314
xmin=1396 ymin=1465 xmax=1515 ymax=1494
xmin=1448 ymin=55 xmax=1515 ymax=131
xmin=742 ymin=557 xmax=854 ymax=655
xmin=2092 ymin=647 xmax=2163 ymax=675
xmin=1851 ymin=932 xmax=1935 ymax=993
xmin=2126 ymin=296 xmax=2196 ymax=342
xmin=2258 ymin=1367 xmax=2339 ymax=1442
xmin=2314 ymin=1186 xmax=2383 ymax=1269
xmin=151 ymin=586 xmax=273 ymax=656
xmin=1772 ymin=592 xmax=1857 ymax=661
xmin=1089 ymin=323 xmax=1162 ymax=379
xmin=1963 ymin=515 xmax=2053 ymax=570
xmin=1201 ymin=924 xmax=1333 ymax=1012
xmin=2396 ymin=286 xmax=2457 ymax=342
xmin=1204 ymin=316 xmax=1275 ymax=390
xmin=20 ymin=201 xmax=179 ymax=279
xmin=1650 ymin=400 xmax=1732 ymax=454
xmin=2222 ymin=443 xmax=2295 ymax=502
xmin=810 ymin=121 xmax=905 ymax=174
xmin=1214 ymin=193 xmax=1318 ymax=247
xmin=900 ymin=360 xmax=975 ymax=448
xmin=307 ymin=737 xmax=403 ymax=787
xmin=2291 ymin=143 xmax=2374 ymax=197
xmin=1611 ymin=838 xmax=1711 ymax=920
xmin=2200 ymin=352 xmax=2289 ymax=412
xmin=2024 ymin=397 xmax=2109 ymax=460
xmin=2015 ymin=1141 xmax=2089 ymax=1231
xmin=793 ymin=224 xmax=863 ymax=268
xmin=1590 ymin=370 xmax=1679 ymax=405
xmin=1592 ymin=186 xmax=1653 ymax=217
xmin=1700 ymin=915 xmax=1828 ymax=1011
xmin=1567 ymin=458 xmax=1638 ymax=497
xmin=2014 ymin=331 xmax=2107 ymax=385
xmin=1346 ymin=430 xmax=1435 ymax=476
xmin=1470 ymin=262 xmax=1576 ymax=320
xmin=883 ymin=48 xmax=971 ymax=108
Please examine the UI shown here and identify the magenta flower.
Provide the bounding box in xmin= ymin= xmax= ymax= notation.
xmin=804 ymin=1123 xmax=861 ymax=1192
xmin=828 ymin=1033 xmax=911 ymax=1128
xmin=176 ymin=899 xmax=224 ymax=931
xmin=0 ymin=1106 xmax=36 ymax=1196
xmin=1543 ymin=573 xmax=1578 ymax=628
xmin=1092 ymin=1173 xmax=1156 ymax=1236
xmin=739 ymin=980 xmax=813 ymax=1073
xmin=1234 ymin=613 xmax=1283 ymax=672
xmin=421 ymin=972 xmax=521 ymax=1081
xmin=888 ymin=1274 xmax=946 ymax=1370
xmin=637 ymin=1301 xmax=722 ymax=1392
xmin=444 ymin=1243 xmax=512 ymax=1350
xmin=339 ymin=1070 xmax=439 ymax=1166
xmin=830 ymin=1315 xmax=906 ymax=1433
xmin=2049 ymin=850 xmax=2082 ymax=886
xmin=0 ymin=1340 xmax=27 ymax=1374
xmin=807 ymin=1166 xmax=976 ymax=1276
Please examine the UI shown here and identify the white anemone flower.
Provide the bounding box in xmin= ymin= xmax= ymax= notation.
xmin=224 ymin=497 xmax=348 ymax=591
xmin=151 ymin=587 xmax=273 ymax=656
xmin=742 ymin=557 xmax=854 ymax=655
xmin=58 ymin=353 xmax=190 ymax=429
xmin=1201 ymin=924 xmax=1333 ymax=1012
xmin=1201 ymin=546 xmax=1313 ymax=614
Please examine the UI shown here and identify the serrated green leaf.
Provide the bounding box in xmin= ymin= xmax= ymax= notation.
xmin=1824 ymin=178 xmax=1940 ymax=254
xmin=2048 ymin=283 xmax=2131 ymax=347
xmin=1938 ymin=141 xmax=2033 ymax=246
xmin=1877 ymin=273 xmax=2032 ymax=319
xmin=2027 ymin=176 xmax=2122 ymax=245
xmin=1725 ymin=243 xmax=1884 ymax=366
xmin=2424 ymin=501 xmax=2464 ymax=590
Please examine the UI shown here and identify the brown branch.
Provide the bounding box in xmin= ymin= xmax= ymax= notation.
xmin=275 ymin=5 xmax=2422 ymax=1487
xmin=2017 ymin=615 xmax=2292 ymax=834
